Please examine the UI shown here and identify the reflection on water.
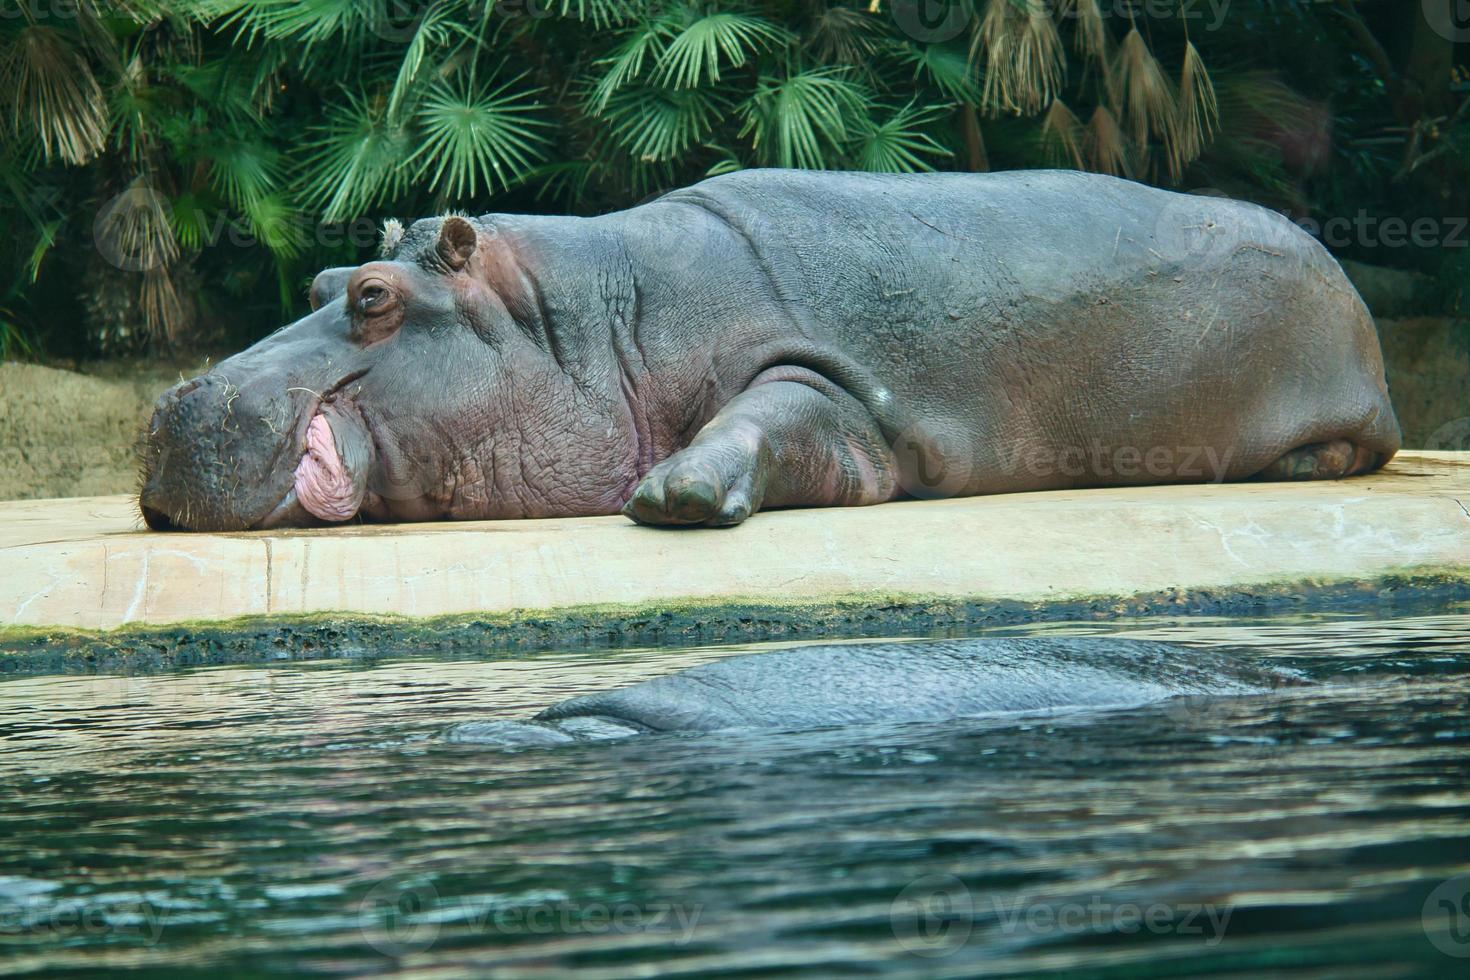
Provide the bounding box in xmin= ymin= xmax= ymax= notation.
xmin=1 ymin=607 xmax=1468 ymax=976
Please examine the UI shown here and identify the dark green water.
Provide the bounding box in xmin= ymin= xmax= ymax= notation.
xmin=2 ymin=609 xmax=1469 ymax=977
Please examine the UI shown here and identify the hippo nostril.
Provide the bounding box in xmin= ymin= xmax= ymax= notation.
xmin=141 ymin=504 xmax=179 ymax=532
xmin=174 ymin=379 xmax=202 ymax=399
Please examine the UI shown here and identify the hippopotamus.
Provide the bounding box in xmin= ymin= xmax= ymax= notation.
xmin=137 ymin=169 xmax=1400 ymax=531
xmin=443 ymin=637 xmax=1299 ymax=748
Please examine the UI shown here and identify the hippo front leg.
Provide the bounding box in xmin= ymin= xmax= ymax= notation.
xmin=623 ymin=372 xmax=898 ymax=527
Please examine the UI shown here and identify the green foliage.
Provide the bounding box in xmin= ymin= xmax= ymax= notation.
xmin=0 ymin=0 xmax=1465 ymax=358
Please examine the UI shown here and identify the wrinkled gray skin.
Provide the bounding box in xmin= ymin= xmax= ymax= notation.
xmin=443 ymin=637 xmax=1297 ymax=748
xmin=138 ymin=169 xmax=1400 ymax=531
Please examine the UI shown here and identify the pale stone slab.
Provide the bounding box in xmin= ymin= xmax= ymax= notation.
xmin=2 ymin=452 xmax=1467 ymax=632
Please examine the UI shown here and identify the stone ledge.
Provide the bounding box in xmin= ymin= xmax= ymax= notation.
xmin=2 ymin=451 xmax=1467 ymax=644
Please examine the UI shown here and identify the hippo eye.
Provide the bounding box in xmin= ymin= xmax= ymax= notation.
xmin=357 ymin=283 xmax=393 ymax=316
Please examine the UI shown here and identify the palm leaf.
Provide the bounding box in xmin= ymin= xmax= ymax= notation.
xmin=211 ymin=0 xmax=374 ymax=47
xmin=411 ymin=72 xmax=552 ymax=200
xmin=901 ymin=41 xmax=981 ymax=105
xmin=849 ymin=102 xmax=952 ymax=173
xmin=651 ymin=12 xmax=791 ymax=89
xmin=1083 ymin=104 xmax=1130 ymax=176
xmin=387 ymin=3 xmax=458 ymax=122
xmin=588 ymin=18 xmax=673 ymax=111
xmin=0 ymin=23 xmax=108 ymax=164
xmin=168 ymin=192 xmax=214 ymax=251
xmin=208 ymin=137 xmax=284 ymax=211
xmin=554 ymin=0 xmax=648 ymax=30
xmin=1176 ymin=40 xmax=1219 ymax=171
xmin=740 ymin=67 xmax=868 ymax=170
xmin=974 ymin=0 xmax=1065 ymax=117
xmin=298 ymin=90 xmax=415 ymax=222
xmin=1040 ymin=98 xmax=1085 ymax=168
xmin=245 ymin=192 xmax=305 ymax=259
xmin=808 ymin=5 xmax=883 ymax=65
xmin=1113 ymin=28 xmax=1177 ymax=160
xmin=600 ymin=84 xmax=730 ymax=163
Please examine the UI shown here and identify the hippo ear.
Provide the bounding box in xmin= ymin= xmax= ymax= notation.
xmin=437 ymin=216 xmax=478 ymax=271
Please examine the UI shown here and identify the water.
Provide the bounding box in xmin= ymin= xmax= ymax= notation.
xmin=1 ymin=608 xmax=1469 ymax=977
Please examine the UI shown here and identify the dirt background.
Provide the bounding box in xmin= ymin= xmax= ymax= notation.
xmin=0 ymin=358 xmax=209 ymax=501
xmin=0 ymin=319 xmax=1465 ymax=501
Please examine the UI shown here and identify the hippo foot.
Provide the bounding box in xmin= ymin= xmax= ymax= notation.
xmin=1254 ymin=438 xmax=1382 ymax=481
xmin=622 ymin=446 xmax=765 ymax=527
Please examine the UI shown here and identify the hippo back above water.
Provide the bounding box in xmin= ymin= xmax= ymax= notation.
xmin=138 ymin=169 xmax=1400 ymax=531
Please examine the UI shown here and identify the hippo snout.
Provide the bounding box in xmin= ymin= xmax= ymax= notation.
xmin=138 ymin=372 xmax=312 ymax=532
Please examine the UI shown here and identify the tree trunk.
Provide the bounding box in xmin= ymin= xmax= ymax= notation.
xmin=1402 ymin=0 xmax=1455 ymax=120
xmin=959 ymin=105 xmax=989 ymax=172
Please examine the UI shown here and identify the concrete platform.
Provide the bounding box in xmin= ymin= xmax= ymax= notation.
xmin=2 ymin=452 xmax=1467 ymax=649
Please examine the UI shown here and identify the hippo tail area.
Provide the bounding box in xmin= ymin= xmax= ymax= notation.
xmin=1250 ymin=261 xmax=1403 ymax=483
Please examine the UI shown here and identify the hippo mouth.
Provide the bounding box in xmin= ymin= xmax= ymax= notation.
xmin=256 ymin=401 xmax=375 ymax=529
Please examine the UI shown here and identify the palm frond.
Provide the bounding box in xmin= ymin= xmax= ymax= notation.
xmin=525 ymin=160 xmax=598 ymax=206
xmin=600 ymin=84 xmax=730 ymax=162
xmin=212 ymin=0 xmax=374 ymax=47
xmin=652 ymin=12 xmax=791 ymax=89
xmin=901 ymin=41 xmax=981 ymax=105
xmin=589 ymin=17 xmax=673 ymax=112
xmin=974 ymin=0 xmax=1064 ymax=117
xmin=1176 ymin=40 xmax=1219 ymax=169
xmin=1040 ymin=98 xmax=1085 ymax=168
xmin=139 ymin=265 xmax=186 ymax=344
xmin=1113 ymin=27 xmax=1177 ymax=159
xmin=1058 ymin=0 xmax=1105 ymax=62
xmin=245 ymin=193 xmax=305 ymax=259
xmin=169 ymin=192 xmax=213 ymax=251
xmin=554 ymin=0 xmax=648 ymax=30
xmin=411 ymin=72 xmax=552 ymax=201
xmin=849 ymin=101 xmax=953 ymax=173
xmin=208 ymin=137 xmax=284 ymax=210
xmin=298 ymin=90 xmax=415 ymax=222
xmin=0 ymin=24 xmax=108 ymax=164
xmin=740 ymin=67 xmax=867 ymax=170
xmin=387 ymin=3 xmax=458 ymax=122
xmin=1083 ymin=105 xmax=1130 ymax=176
xmin=704 ymin=144 xmax=744 ymax=176
xmin=808 ymin=6 xmax=883 ymax=64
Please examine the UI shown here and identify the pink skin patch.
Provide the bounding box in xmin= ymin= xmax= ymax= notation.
xmin=294 ymin=414 xmax=359 ymax=522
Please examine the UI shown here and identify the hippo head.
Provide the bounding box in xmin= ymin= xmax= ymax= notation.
xmin=138 ymin=215 xmax=628 ymax=531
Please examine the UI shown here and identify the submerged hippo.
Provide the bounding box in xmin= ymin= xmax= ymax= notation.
xmin=138 ymin=169 xmax=1400 ymax=531
xmin=443 ymin=637 xmax=1298 ymax=747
